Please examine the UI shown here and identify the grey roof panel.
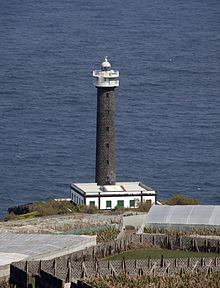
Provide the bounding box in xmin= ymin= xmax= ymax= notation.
xmin=0 ymin=234 xmax=96 ymax=265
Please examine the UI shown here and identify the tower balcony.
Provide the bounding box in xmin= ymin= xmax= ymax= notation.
xmin=94 ymin=79 xmax=119 ymax=87
xmin=93 ymin=70 xmax=119 ymax=78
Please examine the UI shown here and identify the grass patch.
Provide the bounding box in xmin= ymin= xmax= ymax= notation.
xmin=4 ymin=211 xmax=40 ymax=221
xmin=104 ymin=249 xmax=220 ymax=260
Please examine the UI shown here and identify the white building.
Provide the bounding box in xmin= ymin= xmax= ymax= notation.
xmin=70 ymin=182 xmax=157 ymax=210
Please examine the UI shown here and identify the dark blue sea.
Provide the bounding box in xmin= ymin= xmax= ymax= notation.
xmin=0 ymin=0 xmax=220 ymax=219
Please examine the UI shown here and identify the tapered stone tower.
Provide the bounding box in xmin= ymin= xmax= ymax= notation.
xmin=93 ymin=57 xmax=119 ymax=185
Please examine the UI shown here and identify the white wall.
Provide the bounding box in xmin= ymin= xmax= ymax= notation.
xmin=143 ymin=195 xmax=156 ymax=204
xmin=85 ymin=197 xmax=99 ymax=207
xmin=99 ymin=195 xmax=155 ymax=209
xmin=71 ymin=189 xmax=84 ymax=205
xmin=71 ymin=188 xmax=156 ymax=209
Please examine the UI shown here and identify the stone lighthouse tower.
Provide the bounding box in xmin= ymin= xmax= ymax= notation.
xmin=93 ymin=57 xmax=119 ymax=185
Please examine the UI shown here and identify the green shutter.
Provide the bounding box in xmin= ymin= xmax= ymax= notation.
xmin=117 ymin=200 xmax=124 ymax=207
xmin=130 ymin=200 xmax=135 ymax=207
xmin=90 ymin=201 xmax=95 ymax=206
xmin=106 ymin=201 xmax=111 ymax=208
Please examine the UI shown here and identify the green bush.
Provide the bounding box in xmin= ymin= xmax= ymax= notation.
xmin=114 ymin=205 xmax=127 ymax=213
xmin=74 ymin=204 xmax=99 ymax=214
xmin=136 ymin=200 xmax=152 ymax=212
xmin=161 ymin=193 xmax=200 ymax=205
xmin=84 ymin=227 xmax=120 ymax=243
xmin=4 ymin=211 xmax=16 ymax=221
xmin=32 ymin=200 xmax=99 ymax=216
xmin=32 ymin=200 xmax=75 ymax=216
xmin=3 ymin=200 xmax=100 ymax=221
xmin=0 ymin=281 xmax=10 ymax=288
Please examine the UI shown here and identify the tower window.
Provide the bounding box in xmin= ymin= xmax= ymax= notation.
xmin=106 ymin=110 xmax=110 ymax=115
xmin=106 ymin=127 xmax=109 ymax=131
xmin=106 ymin=93 xmax=109 ymax=98
xmin=106 ymin=143 xmax=109 ymax=148
xmin=106 ymin=160 xmax=109 ymax=165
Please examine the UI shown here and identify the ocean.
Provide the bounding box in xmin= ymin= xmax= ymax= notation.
xmin=0 ymin=0 xmax=220 ymax=219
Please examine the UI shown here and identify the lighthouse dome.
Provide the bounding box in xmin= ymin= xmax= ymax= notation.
xmin=101 ymin=57 xmax=111 ymax=70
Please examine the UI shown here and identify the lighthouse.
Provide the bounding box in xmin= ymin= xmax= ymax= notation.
xmin=70 ymin=58 xmax=157 ymax=209
xmin=93 ymin=57 xmax=119 ymax=186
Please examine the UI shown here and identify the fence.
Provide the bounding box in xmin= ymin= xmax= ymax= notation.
xmin=10 ymin=233 xmax=220 ymax=287
xmin=76 ymin=257 xmax=220 ymax=278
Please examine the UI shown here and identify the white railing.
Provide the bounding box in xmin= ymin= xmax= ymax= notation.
xmin=93 ymin=70 xmax=119 ymax=78
xmin=94 ymin=80 xmax=119 ymax=87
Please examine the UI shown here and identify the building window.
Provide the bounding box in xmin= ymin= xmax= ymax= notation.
xmin=117 ymin=200 xmax=124 ymax=207
xmin=74 ymin=195 xmax=76 ymax=202
xmin=106 ymin=93 xmax=109 ymax=98
xmin=130 ymin=200 xmax=135 ymax=207
xmin=106 ymin=160 xmax=109 ymax=165
xmin=106 ymin=143 xmax=109 ymax=148
xmin=106 ymin=110 xmax=110 ymax=115
xmin=90 ymin=201 xmax=95 ymax=206
xmin=106 ymin=201 xmax=111 ymax=208
xmin=106 ymin=127 xmax=109 ymax=131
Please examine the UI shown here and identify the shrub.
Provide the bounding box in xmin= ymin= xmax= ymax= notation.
xmin=4 ymin=211 xmax=16 ymax=221
xmin=32 ymin=200 xmax=72 ymax=216
xmin=114 ymin=205 xmax=126 ymax=213
xmin=74 ymin=204 xmax=99 ymax=214
xmin=3 ymin=200 xmax=100 ymax=221
xmin=161 ymin=194 xmax=200 ymax=205
xmin=84 ymin=227 xmax=120 ymax=243
xmin=0 ymin=281 xmax=10 ymax=288
xmin=136 ymin=200 xmax=152 ymax=212
xmin=31 ymin=200 xmax=98 ymax=217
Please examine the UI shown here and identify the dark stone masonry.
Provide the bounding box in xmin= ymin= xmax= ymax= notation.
xmin=96 ymin=87 xmax=116 ymax=185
